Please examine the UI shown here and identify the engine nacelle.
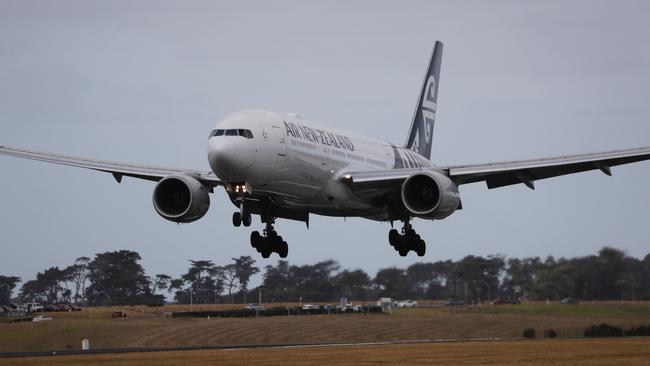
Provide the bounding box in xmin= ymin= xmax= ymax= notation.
xmin=400 ymin=171 xmax=460 ymax=219
xmin=152 ymin=175 xmax=210 ymax=223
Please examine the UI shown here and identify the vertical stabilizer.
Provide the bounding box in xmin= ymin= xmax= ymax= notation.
xmin=405 ymin=41 xmax=443 ymax=159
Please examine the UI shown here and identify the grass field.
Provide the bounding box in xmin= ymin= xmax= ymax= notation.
xmin=1 ymin=339 xmax=649 ymax=366
xmin=1 ymin=303 xmax=649 ymax=354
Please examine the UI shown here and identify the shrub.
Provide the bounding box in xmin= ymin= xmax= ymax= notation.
xmin=523 ymin=328 xmax=536 ymax=338
xmin=625 ymin=325 xmax=650 ymax=337
xmin=544 ymin=329 xmax=557 ymax=338
xmin=583 ymin=323 xmax=623 ymax=338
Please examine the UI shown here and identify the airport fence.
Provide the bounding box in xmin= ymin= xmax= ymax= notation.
xmin=171 ymin=306 xmax=382 ymax=318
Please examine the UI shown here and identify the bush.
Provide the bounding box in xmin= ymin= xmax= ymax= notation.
xmin=583 ymin=323 xmax=623 ymax=338
xmin=523 ymin=328 xmax=536 ymax=338
xmin=625 ymin=325 xmax=650 ymax=337
xmin=544 ymin=329 xmax=557 ymax=338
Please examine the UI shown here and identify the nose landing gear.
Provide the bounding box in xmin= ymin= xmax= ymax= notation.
xmin=250 ymin=219 xmax=288 ymax=258
xmin=232 ymin=211 xmax=252 ymax=227
xmin=389 ymin=219 xmax=425 ymax=257
xmin=232 ymin=198 xmax=252 ymax=227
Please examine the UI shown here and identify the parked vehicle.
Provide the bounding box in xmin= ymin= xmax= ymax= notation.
xmin=396 ymin=300 xmax=418 ymax=308
xmin=43 ymin=304 xmax=59 ymax=312
xmin=32 ymin=315 xmax=53 ymax=322
xmin=302 ymin=304 xmax=318 ymax=310
xmin=69 ymin=305 xmax=82 ymax=311
xmin=376 ymin=297 xmax=394 ymax=307
xmin=24 ymin=303 xmax=43 ymax=313
xmin=445 ymin=299 xmax=465 ymax=306
xmin=111 ymin=311 xmax=127 ymax=319
xmin=56 ymin=304 xmax=72 ymax=312
xmin=245 ymin=303 xmax=265 ymax=311
xmin=561 ymin=297 xmax=578 ymax=305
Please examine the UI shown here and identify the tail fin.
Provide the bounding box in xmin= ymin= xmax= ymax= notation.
xmin=405 ymin=41 xmax=443 ymax=160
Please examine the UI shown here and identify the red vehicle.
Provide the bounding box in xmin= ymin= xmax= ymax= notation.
xmin=111 ymin=311 xmax=127 ymax=319
xmin=56 ymin=304 xmax=72 ymax=312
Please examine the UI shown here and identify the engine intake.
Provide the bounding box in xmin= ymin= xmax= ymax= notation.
xmin=153 ymin=175 xmax=210 ymax=223
xmin=401 ymin=171 xmax=460 ymax=219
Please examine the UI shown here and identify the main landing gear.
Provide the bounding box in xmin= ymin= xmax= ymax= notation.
xmin=230 ymin=197 xmax=288 ymax=258
xmin=250 ymin=219 xmax=288 ymax=259
xmin=388 ymin=219 xmax=426 ymax=257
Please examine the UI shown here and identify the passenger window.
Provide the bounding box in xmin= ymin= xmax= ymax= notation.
xmin=226 ymin=129 xmax=237 ymax=136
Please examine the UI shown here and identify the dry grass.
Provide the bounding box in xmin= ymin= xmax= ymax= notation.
xmin=1 ymin=303 xmax=649 ymax=353
xmin=1 ymin=339 xmax=650 ymax=366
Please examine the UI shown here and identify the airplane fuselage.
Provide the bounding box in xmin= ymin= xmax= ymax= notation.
xmin=208 ymin=109 xmax=436 ymax=220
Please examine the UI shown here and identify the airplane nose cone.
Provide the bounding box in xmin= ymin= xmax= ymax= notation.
xmin=208 ymin=138 xmax=243 ymax=181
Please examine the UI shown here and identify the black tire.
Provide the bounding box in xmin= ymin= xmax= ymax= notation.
xmin=398 ymin=247 xmax=408 ymax=257
xmin=261 ymin=249 xmax=271 ymax=258
xmin=279 ymin=241 xmax=288 ymax=258
xmin=232 ymin=212 xmax=242 ymax=227
xmin=416 ymin=240 xmax=426 ymax=257
xmin=250 ymin=231 xmax=261 ymax=248
xmin=388 ymin=229 xmax=400 ymax=246
xmin=405 ymin=229 xmax=416 ymax=242
xmin=242 ymin=213 xmax=252 ymax=227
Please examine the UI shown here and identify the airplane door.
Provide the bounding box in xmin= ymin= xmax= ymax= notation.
xmin=271 ymin=125 xmax=287 ymax=163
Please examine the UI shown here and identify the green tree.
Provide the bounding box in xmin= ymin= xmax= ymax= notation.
xmin=374 ymin=267 xmax=408 ymax=299
xmin=0 ymin=276 xmax=20 ymax=304
xmin=151 ymin=274 xmax=172 ymax=295
xmin=176 ymin=260 xmax=225 ymax=304
xmin=85 ymin=250 xmax=153 ymax=305
xmin=334 ymin=269 xmax=371 ymax=301
xmin=64 ymin=257 xmax=90 ymax=304
xmin=232 ymin=256 xmax=260 ymax=302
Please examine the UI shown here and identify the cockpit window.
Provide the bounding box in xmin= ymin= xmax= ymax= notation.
xmin=209 ymin=128 xmax=253 ymax=139
xmin=209 ymin=129 xmax=224 ymax=138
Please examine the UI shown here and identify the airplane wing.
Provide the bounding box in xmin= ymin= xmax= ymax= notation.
xmin=341 ymin=146 xmax=650 ymax=193
xmin=445 ymin=146 xmax=650 ymax=189
xmin=0 ymin=145 xmax=222 ymax=187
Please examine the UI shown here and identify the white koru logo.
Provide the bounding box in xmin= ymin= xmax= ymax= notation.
xmin=421 ymin=75 xmax=437 ymax=144
xmin=411 ymin=130 xmax=420 ymax=152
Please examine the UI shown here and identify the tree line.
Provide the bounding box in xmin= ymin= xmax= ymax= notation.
xmin=1 ymin=246 xmax=649 ymax=306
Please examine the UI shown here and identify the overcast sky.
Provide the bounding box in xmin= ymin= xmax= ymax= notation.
xmin=1 ymin=0 xmax=649 ymax=289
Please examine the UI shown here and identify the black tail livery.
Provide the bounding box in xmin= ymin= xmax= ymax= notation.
xmin=405 ymin=41 xmax=442 ymax=160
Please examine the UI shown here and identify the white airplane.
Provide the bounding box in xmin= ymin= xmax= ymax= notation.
xmin=2 ymin=41 xmax=650 ymax=259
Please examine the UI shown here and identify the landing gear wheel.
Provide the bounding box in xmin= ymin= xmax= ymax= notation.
xmin=389 ymin=229 xmax=400 ymax=246
xmin=405 ymin=228 xmax=416 ymax=240
xmin=253 ymin=214 xmax=290 ymax=258
xmin=232 ymin=212 xmax=242 ymax=227
xmin=242 ymin=213 xmax=252 ymax=227
xmin=279 ymin=241 xmax=288 ymax=258
xmin=415 ymin=240 xmax=426 ymax=257
xmin=250 ymin=231 xmax=261 ymax=248
xmin=398 ymin=248 xmax=409 ymax=257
